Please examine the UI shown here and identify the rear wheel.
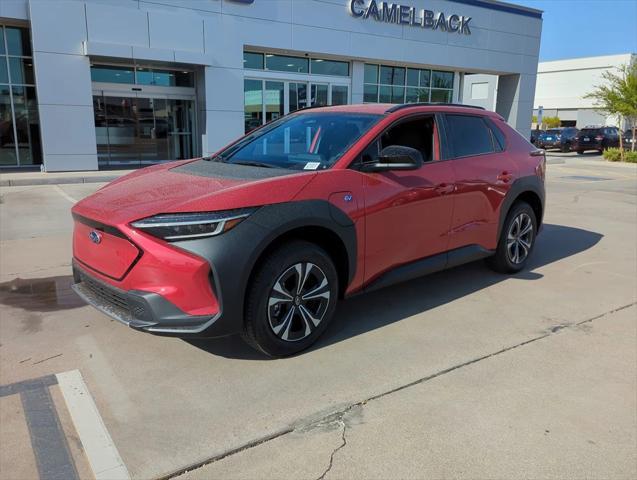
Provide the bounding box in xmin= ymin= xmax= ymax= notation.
xmin=487 ymin=202 xmax=537 ymax=274
xmin=242 ymin=241 xmax=338 ymax=357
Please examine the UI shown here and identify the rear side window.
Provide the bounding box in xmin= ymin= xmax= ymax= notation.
xmin=445 ymin=114 xmax=494 ymax=158
xmin=485 ymin=118 xmax=506 ymax=152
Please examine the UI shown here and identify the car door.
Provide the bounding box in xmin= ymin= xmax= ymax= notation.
xmin=443 ymin=113 xmax=518 ymax=252
xmin=360 ymin=114 xmax=456 ymax=285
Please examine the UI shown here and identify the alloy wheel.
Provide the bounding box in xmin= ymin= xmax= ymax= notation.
xmin=267 ymin=262 xmax=331 ymax=342
xmin=506 ymin=213 xmax=534 ymax=264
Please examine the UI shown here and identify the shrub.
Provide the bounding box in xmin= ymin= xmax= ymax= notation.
xmin=624 ymin=151 xmax=637 ymax=163
xmin=603 ymin=148 xmax=622 ymax=162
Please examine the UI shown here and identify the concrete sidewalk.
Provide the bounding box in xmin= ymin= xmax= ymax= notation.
xmin=0 ymin=169 xmax=130 ymax=187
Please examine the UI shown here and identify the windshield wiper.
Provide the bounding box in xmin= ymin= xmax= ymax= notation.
xmin=231 ymin=161 xmax=277 ymax=169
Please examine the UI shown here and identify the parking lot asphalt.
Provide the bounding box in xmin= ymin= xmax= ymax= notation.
xmin=1 ymin=152 xmax=636 ymax=479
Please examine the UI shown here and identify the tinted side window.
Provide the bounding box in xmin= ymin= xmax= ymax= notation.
xmin=485 ymin=117 xmax=506 ymax=152
xmin=445 ymin=114 xmax=494 ymax=158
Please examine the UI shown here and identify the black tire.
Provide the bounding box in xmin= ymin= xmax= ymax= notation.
xmin=487 ymin=202 xmax=537 ymax=274
xmin=561 ymin=143 xmax=569 ymax=153
xmin=242 ymin=240 xmax=339 ymax=357
xmin=576 ymin=150 xmax=584 ymax=155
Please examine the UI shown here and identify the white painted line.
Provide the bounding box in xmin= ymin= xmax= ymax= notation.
xmin=56 ymin=370 xmax=130 ymax=480
xmin=54 ymin=184 xmax=78 ymax=204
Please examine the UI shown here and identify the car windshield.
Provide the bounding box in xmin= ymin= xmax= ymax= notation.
xmin=580 ymin=128 xmax=600 ymax=135
xmin=545 ymin=129 xmax=561 ymax=135
xmin=216 ymin=113 xmax=382 ymax=170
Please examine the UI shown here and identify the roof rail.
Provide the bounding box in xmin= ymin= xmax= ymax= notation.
xmin=386 ymin=103 xmax=486 ymax=113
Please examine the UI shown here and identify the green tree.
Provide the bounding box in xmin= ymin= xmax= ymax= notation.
xmin=543 ymin=116 xmax=561 ymax=128
xmin=585 ymin=63 xmax=637 ymax=155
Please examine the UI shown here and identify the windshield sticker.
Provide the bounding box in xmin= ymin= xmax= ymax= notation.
xmin=304 ymin=162 xmax=321 ymax=170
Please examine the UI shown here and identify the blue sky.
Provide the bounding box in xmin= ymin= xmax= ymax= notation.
xmin=516 ymin=0 xmax=637 ymax=61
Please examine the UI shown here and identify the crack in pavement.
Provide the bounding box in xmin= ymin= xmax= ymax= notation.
xmin=316 ymin=419 xmax=348 ymax=480
xmin=161 ymin=301 xmax=636 ymax=480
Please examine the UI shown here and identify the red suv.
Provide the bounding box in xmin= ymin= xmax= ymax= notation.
xmin=72 ymin=104 xmax=545 ymax=356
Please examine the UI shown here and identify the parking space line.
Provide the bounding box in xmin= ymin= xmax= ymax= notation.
xmin=53 ymin=185 xmax=78 ymax=204
xmin=21 ymin=385 xmax=79 ymax=480
xmin=56 ymin=370 xmax=130 ymax=480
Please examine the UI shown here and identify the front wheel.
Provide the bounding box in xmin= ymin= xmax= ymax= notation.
xmin=242 ymin=241 xmax=339 ymax=357
xmin=487 ymin=202 xmax=537 ymax=274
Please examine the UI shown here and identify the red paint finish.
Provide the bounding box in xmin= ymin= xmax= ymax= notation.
xmin=73 ymin=221 xmax=140 ymax=280
xmin=72 ymin=103 xmax=544 ymax=322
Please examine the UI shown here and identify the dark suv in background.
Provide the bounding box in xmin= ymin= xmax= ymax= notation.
xmin=573 ymin=126 xmax=621 ymax=154
xmin=537 ymin=127 xmax=579 ymax=152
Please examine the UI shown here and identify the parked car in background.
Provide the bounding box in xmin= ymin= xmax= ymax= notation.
xmin=624 ymin=129 xmax=635 ymax=148
xmin=530 ymin=129 xmax=544 ymax=146
xmin=573 ymin=126 xmax=621 ymax=154
xmin=537 ymin=127 xmax=579 ymax=152
xmin=70 ymin=103 xmax=546 ymax=356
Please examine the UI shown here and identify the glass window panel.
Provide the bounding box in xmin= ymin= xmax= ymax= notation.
xmin=265 ymin=81 xmax=284 ymax=123
xmin=243 ymin=52 xmax=264 ymax=70
xmin=91 ymin=65 xmax=135 ymax=84
xmin=103 ymin=96 xmax=137 ymax=165
xmin=174 ymin=70 xmax=194 ymax=87
xmin=23 ymin=86 xmax=41 ymax=165
xmin=419 ymin=69 xmax=431 ymax=87
xmin=288 ymin=82 xmax=308 ymax=113
xmin=391 ymin=86 xmax=405 ymax=103
xmin=244 ymin=79 xmax=263 ymax=133
xmin=331 ymin=85 xmax=348 ymax=106
xmin=265 ymin=54 xmax=308 ymax=74
xmin=364 ymin=64 xmax=378 ymax=84
xmin=406 ymin=69 xmax=419 ymax=87
xmin=0 ymin=85 xmax=17 ymax=166
xmin=418 ymin=88 xmax=431 ymax=102
xmin=363 ymin=84 xmax=378 ymax=103
xmin=405 ymin=88 xmax=419 ymax=103
xmin=136 ymin=67 xmax=153 ymax=85
xmin=93 ymin=95 xmax=110 ymax=166
xmin=152 ymin=70 xmax=176 ymax=86
xmin=0 ymin=27 xmax=4 ymax=55
xmin=379 ymin=85 xmax=391 ymax=103
xmin=0 ymin=58 xmax=8 ymax=84
xmin=11 ymin=86 xmax=33 ymax=164
xmin=430 ymin=89 xmax=452 ymax=103
xmin=6 ymin=27 xmax=31 ymax=57
xmin=446 ymin=114 xmax=493 ymax=157
xmin=311 ymin=83 xmax=328 ymax=107
xmin=431 ymin=71 xmax=454 ymax=89
xmin=310 ymin=59 xmax=349 ymax=77
xmin=8 ymin=58 xmax=34 ymax=85
xmin=379 ymin=66 xmax=405 ymax=86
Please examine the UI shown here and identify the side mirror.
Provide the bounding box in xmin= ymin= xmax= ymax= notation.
xmin=360 ymin=145 xmax=424 ymax=172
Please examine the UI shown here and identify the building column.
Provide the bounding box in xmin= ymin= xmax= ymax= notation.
xmin=29 ymin=0 xmax=98 ymax=171
xmin=351 ymin=61 xmax=365 ymax=104
xmin=495 ymin=73 xmax=536 ymax=139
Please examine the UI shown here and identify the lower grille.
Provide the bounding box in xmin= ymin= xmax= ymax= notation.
xmin=80 ymin=272 xmax=130 ymax=311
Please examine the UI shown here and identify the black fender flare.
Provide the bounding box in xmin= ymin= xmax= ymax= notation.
xmin=175 ymin=200 xmax=357 ymax=336
xmin=497 ymin=175 xmax=546 ymax=238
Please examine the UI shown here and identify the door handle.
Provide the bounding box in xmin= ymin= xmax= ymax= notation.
xmin=435 ymin=183 xmax=455 ymax=195
xmin=497 ymin=171 xmax=513 ymax=183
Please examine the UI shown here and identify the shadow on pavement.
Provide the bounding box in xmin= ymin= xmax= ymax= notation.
xmin=190 ymin=224 xmax=603 ymax=360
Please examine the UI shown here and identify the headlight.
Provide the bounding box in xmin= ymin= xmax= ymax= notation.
xmin=131 ymin=207 xmax=257 ymax=241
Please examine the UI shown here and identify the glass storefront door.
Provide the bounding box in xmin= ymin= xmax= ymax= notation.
xmin=245 ymin=79 xmax=349 ymax=133
xmin=93 ymin=91 xmax=195 ymax=168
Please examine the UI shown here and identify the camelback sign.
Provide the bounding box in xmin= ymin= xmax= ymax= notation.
xmin=349 ymin=0 xmax=472 ymax=35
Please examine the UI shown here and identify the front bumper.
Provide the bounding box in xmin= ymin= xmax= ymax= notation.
xmin=72 ymin=263 xmax=225 ymax=336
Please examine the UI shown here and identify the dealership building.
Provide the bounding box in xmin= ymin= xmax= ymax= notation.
xmin=0 ymin=0 xmax=542 ymax=171
xmin=464 ymin=53 xmax=637 ymax=129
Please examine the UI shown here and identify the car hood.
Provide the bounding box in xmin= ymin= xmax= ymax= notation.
xmin=72 ymin=159 xmax=316 ymax=226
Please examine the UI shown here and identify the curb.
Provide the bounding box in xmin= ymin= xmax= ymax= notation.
xmin=0 ymin=175 xmax=122 ymax=187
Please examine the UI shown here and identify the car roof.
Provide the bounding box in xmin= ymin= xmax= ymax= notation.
xmin=303 ymin=103 xmax=503 ymax=118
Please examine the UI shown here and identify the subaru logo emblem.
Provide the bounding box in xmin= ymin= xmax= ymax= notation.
xmin=344 ymin=194 xmax=353 ymax=202
xmin=89 ymin=230 xmax=102 ymax=244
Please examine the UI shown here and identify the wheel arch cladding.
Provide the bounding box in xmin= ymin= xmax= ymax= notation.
xmin=498 ymin=176 xmax=545 ymax=238
xmin=173 ymin=200 xmax=357 ymax=336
